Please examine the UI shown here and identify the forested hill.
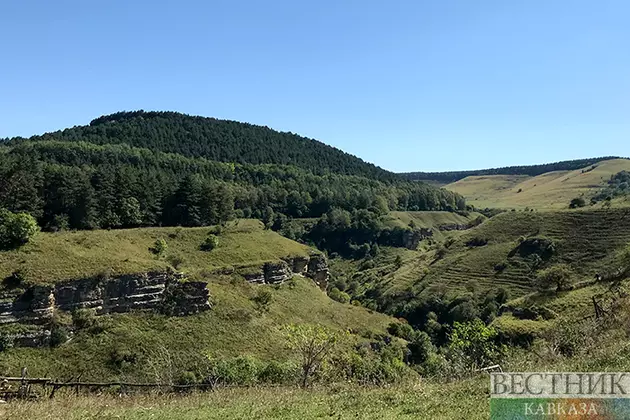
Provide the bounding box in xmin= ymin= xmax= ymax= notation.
xmin=0 ymin=139 xmax=465 ymax=237
xmin=401 ymin=156 xmax=624 ymax=184
xmin=6 ymin=110 xmax=394 ymax=180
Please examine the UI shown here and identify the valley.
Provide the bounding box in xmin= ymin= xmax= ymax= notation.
xmin=0 ymin=112 xmax=629 ymax=418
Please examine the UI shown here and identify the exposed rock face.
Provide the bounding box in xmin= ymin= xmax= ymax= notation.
xmin=264 ymin=261 xmax=292 ymax=284
xmin=0 ymin=272 xmax=211 ymax=328
xmin=285 ymin=256 xmax=309 ymax=274
xmin=0 ymin=285 xmax=55 ymax=325
xmin=305 ymin=254 xmax=329 ymax=291
xmin=241 ymin=254 xmax=329 ymax=290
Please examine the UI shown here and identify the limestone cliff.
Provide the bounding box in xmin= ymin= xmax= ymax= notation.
xmin=0 ymin=272 xmax=211 ymax=347
xmin=236 ymin=254 xmax=329 ymax=289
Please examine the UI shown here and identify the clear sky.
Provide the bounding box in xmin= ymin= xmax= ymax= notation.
xmin=1 ymin=1 xmax=628 ymax=172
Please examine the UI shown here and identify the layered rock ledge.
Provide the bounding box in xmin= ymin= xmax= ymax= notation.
xmin=0 ymin=271 xmax=211 ymax=327
xmin=225 ymin=254 xmax=329 ymax=290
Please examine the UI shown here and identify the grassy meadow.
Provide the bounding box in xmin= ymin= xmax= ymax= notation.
xmin=0 ymin=219 xmax=311 ymax=283
xmin=446 ymin=158 xmax=630 ymax=209
xmin=8 ymin=324 xmax=630 ymax=420
xmin=0 ymin=379 xmax=488 ymax=420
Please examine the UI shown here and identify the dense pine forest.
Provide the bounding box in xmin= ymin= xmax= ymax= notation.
xmin=401 ymin=156 xmax=624 ymax=183
xmin=0 ymin=114 xmax=465 ymax=240
xmin=4 ymin=110 xmax=394 ymax=180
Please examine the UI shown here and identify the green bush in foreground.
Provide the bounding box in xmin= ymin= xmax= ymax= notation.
xmin=0 ymin=208 xmax=39 ymax=249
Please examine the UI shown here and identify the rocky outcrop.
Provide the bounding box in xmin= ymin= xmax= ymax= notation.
xmin=285 ymin=255 xmax=309 ymax=274
xmin=0 ymin=285 xmax=55 ymax=326
xmin=264 ymin=261 xmax=292 ymax=284
xmin=402 ymin=229 xmax=433 ymax=250
xmin=240 ymin=262 xmax=292 ymax=284
xmin=0 ymin=271 xmax=211 ymax=327
xmin=305 ymin=254 xmax=329 ymax=290
xmin=240 ymin=254 xmax=329 ymax=290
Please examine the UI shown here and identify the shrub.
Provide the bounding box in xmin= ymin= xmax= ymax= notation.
xmin=446 ymin=319 xmax=502 ymax=371
xmin=494 ymin=287 xmax=510 ymax=305
xmin=207 ymin=356 xmax=262 ymax=386
xmin=72 ymin=309 xmax=97 ymax=330
xmin=569 ymin=197 xmax=586 ymax=208
xmin=49 ymin=324 xmax=69 ymax=347
xmin=328 ymin=287 xmax=350 ymax=304
xmin=408 ymin=331 xmax=435 ymax=365
xmin=0 ymin=209 xmax=39 ymax=249
xmin=358 ymin=259 xmax=375 ymax=271
xmin=151 ymin=238 xmax=168 ymax=258
xmin=200 ymin=235 xmax=220 ymax=251
xmin=535 ymin=264 xmax=573 ymax=292
xmin=207 ymin=225 xmax=223 ymax=235
xmin=284 ymin=324 xmax=338 ymax=387
xmin=435 ymin=245 xmax=447 ymax=260
xmin=167 ymin=254 xmax=186 ymax=269
xmin=109 ymin=347 xmax=138 ymax=369
xmin=544 ymin=318 xmax=598 ymax=357
xmin=0 ymin=333 xmax=14 ymax=352
xmin=494 ymin=262 xmax=508 ymax=272
xmin=176 ymin=371 xmax=198 ymax=385
xmin=387 ymin=322 xmax=414 ymax=340
xmin=516 ymin=237 xmax=555 ymax=260
xmin=258 ymin=360 xmax=295 ymax=384
xmin=251 ymin=288 xmax=273 ymax=312
xmin=3 ymin=269 xmax=27 ymax=288
xmin=466 ymin=237 xmax=488 ymax=247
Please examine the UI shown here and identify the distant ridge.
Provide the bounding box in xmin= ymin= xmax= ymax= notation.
xmin=9 ymin=110 xmax=395 ymax=180
xmin=400 ymin=156 xmax=626 ymax=184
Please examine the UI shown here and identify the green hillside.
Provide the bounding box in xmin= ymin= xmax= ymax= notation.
xmin=445 ymin=158 xmax=630 ymax=209
xmin=422 ymin=208 xmax=630 ymax=296
xmin=5 ymin=110 xmax=393 ymax=180
xmin=0 ymin=275 xmax=394 ymax=382
xmin=401 ymin=156 xmax=624 ymax=184
xmin=0 ymin=221 xmax=398 ymax=383
xmin=0 ymin=219 xmax=310 ymax=283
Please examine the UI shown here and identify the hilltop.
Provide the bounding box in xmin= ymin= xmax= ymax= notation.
xmin=4 ymin=110 xmax=394 ymax=180
xmin=400 ymin=156 xmax=623 ymax=184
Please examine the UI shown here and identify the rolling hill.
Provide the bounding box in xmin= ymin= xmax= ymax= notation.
xmin=1 ymin=111 xmax=629 ymax=419
xmin=0 ymin=220 xmax=396 ymax=382
xmin=4 ymin=110 xmax=394 ymax=180
xmin=445 ymin=158 xmax=630 ymax=209
xmin=401 ymin=156 xmax=623 ymax=184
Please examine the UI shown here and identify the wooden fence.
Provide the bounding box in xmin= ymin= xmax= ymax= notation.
xmin=0 ymin=368 xmax=219 ymax=400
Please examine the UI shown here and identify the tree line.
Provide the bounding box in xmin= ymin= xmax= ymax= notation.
xmin=0 ymin=140 xmax=465 ymax=232
xmin=401 ymin=157 xmax=625 ymax=184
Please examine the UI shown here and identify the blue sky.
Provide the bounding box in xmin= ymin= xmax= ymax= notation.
xmin=1 ymin=0 xmax=628 ymax=172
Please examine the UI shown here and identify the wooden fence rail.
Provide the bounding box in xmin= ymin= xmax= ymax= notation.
xmin=0 ymin=375 xmax=219 ymax=400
